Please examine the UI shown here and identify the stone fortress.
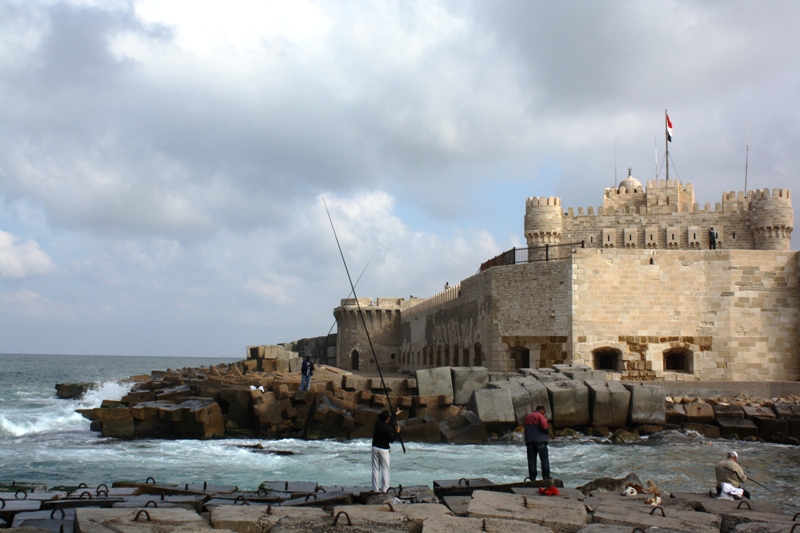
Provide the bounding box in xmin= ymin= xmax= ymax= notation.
xmin=334 ymin=173 xmax=797 ymax=382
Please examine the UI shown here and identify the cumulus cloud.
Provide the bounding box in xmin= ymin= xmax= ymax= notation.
xmin=0 ymin=230 xmax=55 ymax=279
xmin=0 ymin=0 xmax=797 ymax=355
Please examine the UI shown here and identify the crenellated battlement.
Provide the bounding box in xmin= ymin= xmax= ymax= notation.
xmin=526 ymin=196 xmax=561 ymax=208
xmin=644 ymin=179 xmax=694 ymax=193
xmin=523 ymin=181 xmax=793 ymax=251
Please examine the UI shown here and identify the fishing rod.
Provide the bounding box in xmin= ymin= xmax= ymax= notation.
xmin=724 ymin=466 xmax=775 ymax=493
xmin=313 ymin=254 xmax=375 ymax=365
xmin=323 ymin=198 xmax=406 ymax=453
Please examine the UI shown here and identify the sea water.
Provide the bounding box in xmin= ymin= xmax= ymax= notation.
xmin=1 ymin=353 xmax=799 ymax=512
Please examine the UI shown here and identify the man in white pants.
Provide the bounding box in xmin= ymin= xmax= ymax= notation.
xmin=371 ymin=409 xmax=401 ymax=493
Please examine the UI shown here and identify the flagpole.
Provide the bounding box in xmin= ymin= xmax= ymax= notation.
xmin=614 ymin=139 xmax=617 ymax=188
xmin=665 ymin=109 xmax=669 ymax=182
xmin=654 ymin=136 xmax=658 ymax=180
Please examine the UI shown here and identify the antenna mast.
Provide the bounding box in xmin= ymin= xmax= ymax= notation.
xmin=654 ymin=136 xmax=658 ymax=179
xmin=744 ymin=112 xmax=750 ymax=194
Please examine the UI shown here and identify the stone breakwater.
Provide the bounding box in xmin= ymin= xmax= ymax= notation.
xmin=72 ymin=357 xmax=800 ymax=445
xmin=1 ymin=474 xmax=797 ymax=532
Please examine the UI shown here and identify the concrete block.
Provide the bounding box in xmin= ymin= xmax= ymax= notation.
xmin=713 ymin=404 xmax=744 ymax=419
xmin=450 ymin=367 xmax=489 ymax=405
xmin=416 ymin=367 xmax=454 ymax=397
xmin=683 ymin=422 xmax=720 ymax=439
xmin=466 ymin=490 xmax=587 ymax=532
xmin=466 ymin=389 xmax=516 ymax=429
xmin=753 ymin=416 xmax=789 ymax=442
xmin=545 ymin=380 xmax=590 ymax=428
xmin=439 ymin=411 xmax=488 ymax=444
xmin=716 ymin=418 xmax=759 ymax=439
xmin=288 ymin=357 xmax=302 ymax=373
xmin=400 ymin=416 xmax=441 ymax=443
xmin=622 ymin=383 xmax=666 ymax=425
xmin=517 ymin=377 xmax=551 ymax=418
xmin=532 ymin=372 xmax=571 ymax=383
xmin=487 ymin=376 xmax=548 ymax=424
xmin=76 ymin=507 xmax=226 ymax=533
xmin=743 ymin=405 xmax=776 ymax=419
xmin=665 ymin=403 xmax=686 ymax=424
xmin=562 ymin=370 xmax=608 ymax=383
xmin=684 ymin=402 xmax=715 ymax=424
xmin=773 ymin=402 xmax=800 ymax=418
xmin=585 ymin=380 xmax=630 ymax=428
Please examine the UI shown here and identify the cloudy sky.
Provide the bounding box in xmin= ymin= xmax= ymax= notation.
xmin=1 ymin=0 xmax=798 ymax=358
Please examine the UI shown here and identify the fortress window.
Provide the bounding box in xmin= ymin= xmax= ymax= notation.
xmin=592 ymin=348 xmax=620 ymax=371
xmin=664 ymin=349 xmax=692 ymax=373
xmin=733 ymin=232 xmax=736 ymax=239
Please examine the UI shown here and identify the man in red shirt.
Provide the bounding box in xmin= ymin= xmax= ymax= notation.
xmin=524 ymin=405 xmax=551 ymax=481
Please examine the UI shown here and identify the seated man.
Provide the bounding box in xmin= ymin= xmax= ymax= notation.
xmin=715 ymin=451 xmax=750 ymax=499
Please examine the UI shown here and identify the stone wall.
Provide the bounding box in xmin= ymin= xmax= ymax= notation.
xmin=571 ymin=248 xmax=800 ymax=381
xmin=400 ymin=259 xmax=573 ymax=373
xmin=398 ymin=249 xmax=799 ymax=381
xmin=335 ymin=297 xmax=423 ymax=372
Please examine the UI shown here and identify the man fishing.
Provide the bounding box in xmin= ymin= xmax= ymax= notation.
xmin=715 ymin=451 xmax=750 ymax=500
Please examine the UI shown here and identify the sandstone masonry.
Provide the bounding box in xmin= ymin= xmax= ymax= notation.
xmin=336 ymin=178 xmax=797 ymax=381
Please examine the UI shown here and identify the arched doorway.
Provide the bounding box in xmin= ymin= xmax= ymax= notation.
xmin=351 ymin=349 xmax=360 ymax=370
xmin=473 ymin=343 xmax=482 ymax=367
xmin=592 ymin=347 xmax=621 ymax=371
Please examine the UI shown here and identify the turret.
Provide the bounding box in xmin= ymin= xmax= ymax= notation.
xmin=749 ymin=188 xmax=793 ymax=250
xmin=525 ymin=196 xmax=563 ymax=246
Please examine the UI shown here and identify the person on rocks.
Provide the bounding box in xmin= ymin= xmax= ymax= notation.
xmin=524 ymin=405 xmax=551 ymax=481
xmin=372 ymin=408 xmax=401 ymax=493
xmin=716 ymin=451 xmax=749 ymax=499
xmin=300 ymin=356 xmax=314 ymax=391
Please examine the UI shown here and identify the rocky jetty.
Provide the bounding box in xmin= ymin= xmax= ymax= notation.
xmin=0 ymin=474 xmax=795 ymax=532
xmin=69 ymin=352 xmax=800 ymax=445
xmin=666 ymin=394 xmax=800 ymax=444
xmin=55 ymin=382 xmax=95 ymax=400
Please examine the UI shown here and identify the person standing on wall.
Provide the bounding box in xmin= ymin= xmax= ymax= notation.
xmin=300 ymin=356 xmax=314 ymax=391
xmin=709 ymin=227 xmax=717 ymax=250
xmin=524 ymin=405 xmax=551 ymax=481
xmin=372 ymin=409 xmax=401 ymax=492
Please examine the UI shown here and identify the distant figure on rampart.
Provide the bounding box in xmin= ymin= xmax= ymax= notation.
xmin=709 ymin=227 xmax=717 ymax=250
xmin=300 ymin=356 xmax=314 ymax=391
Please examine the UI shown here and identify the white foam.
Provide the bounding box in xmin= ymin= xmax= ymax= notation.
xmin=78 ymin=381 xmax=134 ymax=408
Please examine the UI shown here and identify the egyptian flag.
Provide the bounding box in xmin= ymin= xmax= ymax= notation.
xmin=666 ymin=113 xmax=673 ymax=142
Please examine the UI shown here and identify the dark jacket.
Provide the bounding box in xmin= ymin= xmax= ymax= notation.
xmin=523 ymin=411 xmax=550 ymax=443
xmin=301 ymin=360 xmax=314 ymax=377
xmin=372 ymin=419 xmax=398 ymax=450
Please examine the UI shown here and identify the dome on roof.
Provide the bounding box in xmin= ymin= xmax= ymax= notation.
xmin=619 ymin=168 xmax=642 ymax=192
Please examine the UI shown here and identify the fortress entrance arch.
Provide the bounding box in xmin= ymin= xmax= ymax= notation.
xmin=592 ymin=347 xmax=622 ymax=371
